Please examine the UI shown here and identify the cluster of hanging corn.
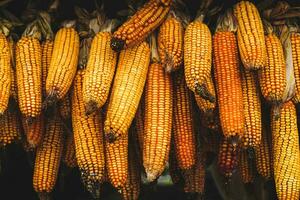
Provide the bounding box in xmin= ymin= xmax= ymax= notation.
xmin=0 ymin=0 xmax=299 ymax=199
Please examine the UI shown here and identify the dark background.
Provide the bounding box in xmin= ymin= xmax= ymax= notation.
xmin=0 ymin=0 xmax=299 ymax=199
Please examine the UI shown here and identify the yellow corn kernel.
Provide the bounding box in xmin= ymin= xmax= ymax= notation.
xmin=241 ymin=69 xmax=262 ymax=148
xmin=0 ymin=110 xmax=22 ymax=147
xmin=63 ymin=132 xmax=77 ymax=168
xmin=213 ymin=31 xmax=245 ymax=139
xmin=271 ymin=101 xmax=300 ymax=200
xmin=72 ymin=70 xmax=105 ymax=197
xmin=83 ymin=32 xmax=117 ymax=115
xmin=158 ymin=14 xmax=183 ymax=72
xmin=16 ymin=37 xmax=42 ymax=119
xmin=259 ymin=34 xmax=286 ymax=103
xmin=143 ymin=62 xmax=172 ymax=182
xmin=234 ymin=1 xmax=266 ymax=70
xmin=291 ymin=32 xmax=300 ymax=103
xmin=111 ymin=0 xmax=170 ymax=51
xmin=104 ymin=42 xmax=150 ymax=142
xmin=46 ymin=27 xmax=79 ymax=102
xmin=33 ymin=115 xmax=63 ymax=194
xmin=172 ymin=70 xmax=196 ymax=170
xmin=0 ymin=33 xmax=11 ymax=114
xmin=238 ymin=150 xmax=254 ymax=184
xmin=41 ymin=40 xmax=54 ymax=97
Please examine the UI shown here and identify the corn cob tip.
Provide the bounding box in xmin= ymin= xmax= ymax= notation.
xmin=85 ymin=101 xmax=98 ymax=116
xmin=246 ymin=147 xmax=255 ymax=159
xmin=25 ymin=116 xmax=35 ymax=126
xmin=195 ymin=83 xmax=215 ymax=103
xmin=43 ymin=90 xmax=59 ymax=109
xmin=80 ymin=170 xmax=101 ymax=199
xmin=271 ymin=103 xmax=282 ymax=121
xmin=163 ymin=52 xmax=175 ymax=73
xmin=37 ymin=192 xmax=51 ymax=200
xmin=229 ymin=136 xmax=240 ymax=147
xmin=110 ymin=37 xmax=125 ymax=52
xmin=105 ymin=131 xmax=118 ymax=143
xmin=146 ymin=171 xmax=158 ymax=182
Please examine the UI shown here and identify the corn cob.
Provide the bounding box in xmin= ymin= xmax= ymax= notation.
xmin=169 ymin=140 xmax=182 ymax=185
xmin=72 ymin=70 xmax=105 ymax=197
xmin=0 ymin=110 xmax=22 ymax=147
xmin=33 ymin=115 xmax=63 ymax=194
xmin=135 ymin=102 xmax=144 ymax=153
xmin=291 ymin=32 xmax=300 ymax=103
xmin=258 ymin=33 xmax=286 ymax=103
xmin=41 ymin=40 xmax=53 ymax=97
xmin=120 ymin=139 xmax=141 ymax=200
xmin=213 ymin=13 xmax=244 ymax=139
xmin=10 ymin=64 xmax=18 ymax=101
xmin=63 ymin=132 xmax=77 ymax=168
xmin=143 ymin=35 xmax=172 ymax=181
xmin=45 ymin=25 xmax=79 ymax=103
xmin=22 ymin=114 xmax=44 ymax=148
xmin=105 ymin=133 xmax=128 ymax=188
xmin=217 ymin=137 xmax=239 ymax=178
xmin=0 ymin=33 xmax=11 ymax=115
xmin=172 ymin=70 xmax=196 ymax=170
xmin=111 ymin=0 xmax=170 ymax=51
xmin=238 ymin=150 xmax=254 ymax=184
xmin=158 ymin=12 xmax=183 ymax=72
xmin=16 ymin=22 xmax=42 ymax=119
xmin=194 ymin=77 xmax=216 ymax=115
xmin=234 ymin=1 xmax=266 ymax=70
xmin=255 ymin=124 xmax=272 ymax=180
xmin=58 ymin=94 xmax=71 ymax=120
xmin=83 ymin=32 xmax=117 ymax=115
xmin=271 ymin=101 xmax=300 ymax=200
xmin=104 ymin=42 xmax=150 ymax=142
xmin=241 ymin=69 xmax=262 ymax=148
xmin=184 ymin=14 xmax=213 ymax=101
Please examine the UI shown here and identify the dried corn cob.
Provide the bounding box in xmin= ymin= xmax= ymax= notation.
xmin=33 ymin=115 xmax=63 ymax=194
xmin=217 ymin=137 xmax=239 ymax=178
xmin=83 ymin=31 xmax=117 ymax=115
xmin=143 ymin=36 xmax=172 ymax=181
xmin=238 ymin=150 xmax=254 ymax=184
xmin=58 ymin=94 xmax=71 ymax=120
xmin=46 ymin=24 xmax=79 ymax=103
xmin=271 ymin=101 xmax=300 ymax=200
xmin=0 ymin=33 xmax=11 ymax=115
xmin=259 ymin=33 xmax=286 ymax=103
xmin=16 ymin=22 xmax=42 ymax=119
xmin=0 ymin=110 xmax=22 ymax=147
xmin=291 ymin=32 xmax=300 ymax=103
xmin=184 ymin=13 xmax=213 ymax=101
xmin=213 ymin=11 xmax=244 ymax=139
xmin=158 ymin=12 xmax=183 ymax=72
xmin=41 ymin=39 xmax=53 ymax=97
xmin=234 ymin=1 xmax=266 ymax=70
xmin=255 ymin=124 xmax=272 ymax=180
xmin=169 ymin=140 xmax=182 ymax=185
xmin=241 ymin=69 xmax=261 ymax=148
xmin=72 ymin=70 xmax=105 ymax=197
xmin=22 ymin=114 xmax=44 ymax=148
xmin=135 ymin=102 xmax=144 ymax=153
xmin=105 ymin=133 xmax=128 ymax=188
xmin=104 ymin=41 xmax=150 ymax=142
xmin=172 ymin=70 xmax=196 ymax=170
xmin=63 ymin=132 xmax=77 ymax=168
xmin=111 ymin=0 xmax=170 ymax=51
xmin=10 ymin=64 xmax=18 ymax=101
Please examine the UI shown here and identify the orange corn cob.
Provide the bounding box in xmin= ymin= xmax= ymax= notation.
xmin=46 ymin=26 xmax=79 ymax=102
xmin=169 ymin=140 xmax=182 ymax=185
xmin=271 ymin=101 xmax=300 ymax=200
xmin=41 ymin=40 xmax=54 ymax=97
xmin=16 ymin=34 xmax=42 ymax=119
xmin=72 ymin=70 xmax=105 ymax=197
xmin=234 ymin=1 xmax=266 ymax=70
xmin=33 ymin=115 xmax=63 ymax=195
xmin=10 ymin=65 xmax=18 ymax=102
xmin=22 ymin=114 xmax=44 ymax=148
xmin=158 ymin=13 xmax=183 ymax=72
xmin=213 ymin=31 xmax=244 ymax=139
xmin=238 ymin=150 xmax=254 ymax=184
xmin=105 ymin=133 xmax=128 ymax=188
xmin=104 ymin=42 xmax=150 ymax=142
xmin=184 ymin=16 xmax=213 ymax=101
xmin=0 ymin=110 xmax=22 ymax=147
xmin=0 ymin=33 xmax=11 ymax=115
xmin=63 ymin=132 xmax=77 ymax=168
xmin=241 ymin=69 xmax=262 ymax=148
xmin=83 ymin=32 xmax=117 ymax=115
xmin=291 ymin=32 xmax=300 ymax=103
xmin=111 ymin=0 xmax=170 ymax=51
xmin=217 ymin=137 xmax=239 ymax=178
xmin=172 ymin=70 xmax=196 ymax=170
xmin=134 ymin=102 xmax=144 ymax=153
xmin=255 ymin=125 xmax=272 ymax=180
xmin=143 ymin=58 xmax=173 ymax=181
xmin=259 ymin=33 xmax=286 ymax=103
